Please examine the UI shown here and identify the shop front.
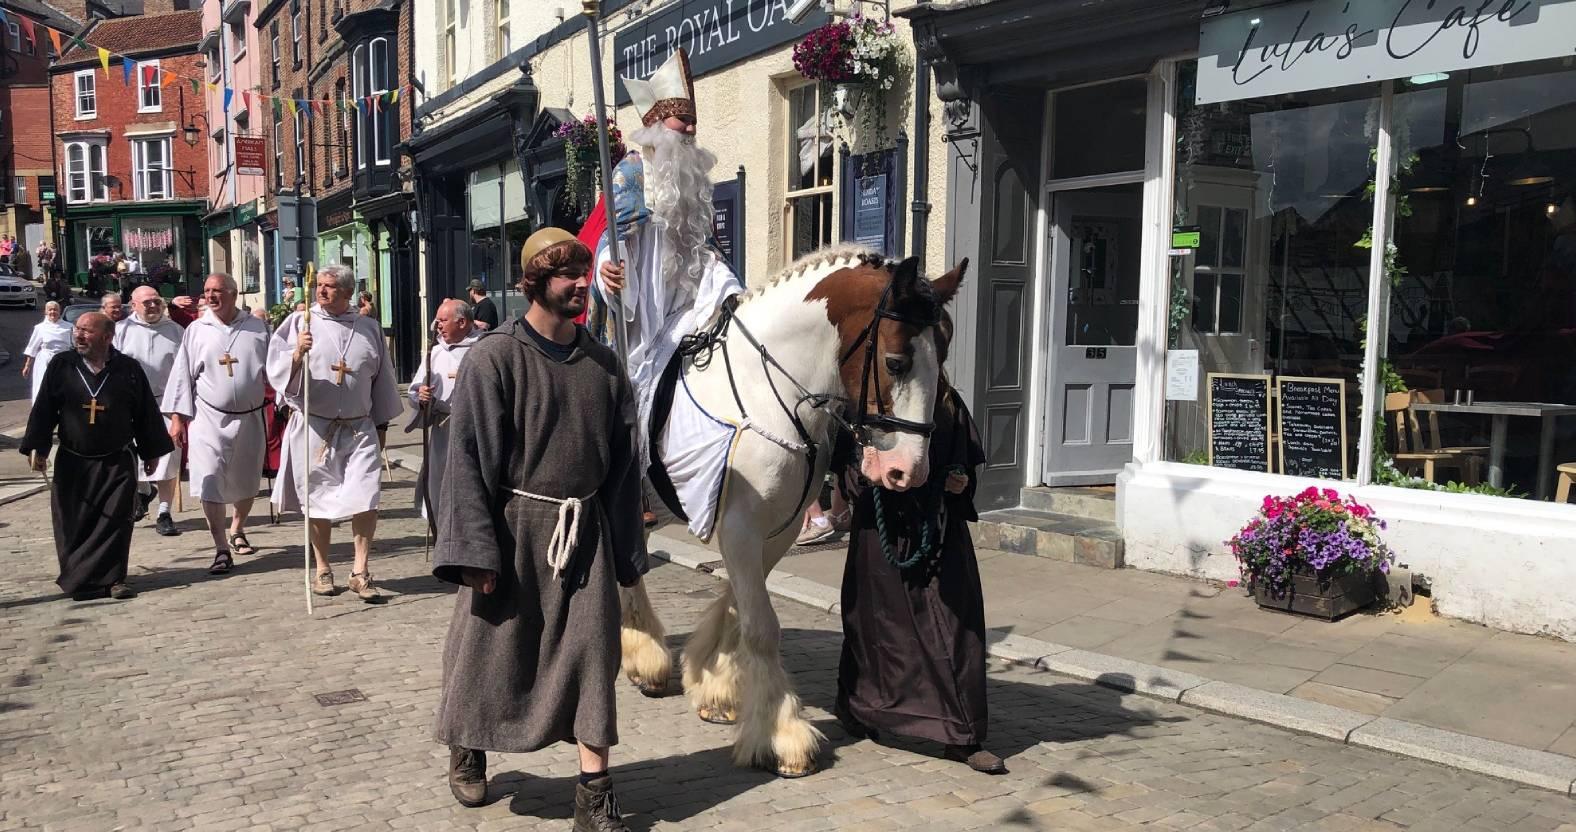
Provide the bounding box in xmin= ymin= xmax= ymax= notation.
xmin=60 ymin=200 xmax=208 ymax=294
xmin=908 ymin=0 xmax=1576 ymax=639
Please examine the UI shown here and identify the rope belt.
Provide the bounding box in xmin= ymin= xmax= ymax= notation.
xmin=302 ymin=412 xmax=370 ymax=465
xmin=507 ymin=488 xmax=597 ymax=579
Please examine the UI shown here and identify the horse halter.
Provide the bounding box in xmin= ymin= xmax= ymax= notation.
xmin=837 ymin=278 xmax=941 ymax=442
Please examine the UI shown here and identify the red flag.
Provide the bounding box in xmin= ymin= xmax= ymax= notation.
xmin=18 ymin=15 xmax=35 ymax=47
xmin=574 ymin=194 xmax=611 ymax=326
xmin=241 ymin=90 xmax=252 ymax=111
xmin=142 ymin=65 xmax=155 ymax=86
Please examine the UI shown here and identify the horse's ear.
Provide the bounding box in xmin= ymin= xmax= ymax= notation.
xmin=930 ymin=257 xmax=969 ymax=305
xmin=892 ymin=256 xmax=922 ymax=290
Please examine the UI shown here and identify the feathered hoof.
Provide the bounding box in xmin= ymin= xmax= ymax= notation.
xmin=697 ymin=704 xmax=737 ymax=725
xmin=768 ymin=757 xmax=819 ymax=779
xmin=636 ymin=680 xmax=668 ymax=698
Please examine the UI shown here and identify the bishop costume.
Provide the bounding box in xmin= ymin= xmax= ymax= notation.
xmin=405 ymin=331 xmax=481 ymax=521
xmin=24 ymin=318 xmax=73 ymax=403
xmin=116 ymin=315 xmax=185 ymax=484
xmin=162 ymin=313 xmax=271 ymax=503
xmin=267 ymin=306 xmax=402 ymax=520
xmin=431 ymin=319 xmax=647 ymax=753
xmin=19 ymin=350 xmax=174 ymax=595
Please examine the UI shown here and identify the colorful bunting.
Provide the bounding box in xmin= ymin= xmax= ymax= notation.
xmin=48 ymin=27 xmax=63 ymax=58
xmin=284 ymin=98 xmax=297 ymax=117
xmin=191 ymin=77 xmax=201 ymax=95
xmin=18 ymin=15 xmax=35 ymax=47
xmin=98 ymin=47 xmax=111 ymax=76
xmin=223 ymin=88 xmax=233 ymax=112
xmin=122 ymin=57 xmax=134 ymax=86
xmin=241 ymin=90 xmax=252 ymax=112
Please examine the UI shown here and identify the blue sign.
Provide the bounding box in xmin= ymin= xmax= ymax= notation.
xmin=853 ymin=174 xmax=887 ymax=250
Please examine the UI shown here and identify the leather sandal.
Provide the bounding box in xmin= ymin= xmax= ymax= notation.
xmin=228 ymin=532 xmax=256 ymax=556
xmin=208 ymin=551 xmax=233 ymax=575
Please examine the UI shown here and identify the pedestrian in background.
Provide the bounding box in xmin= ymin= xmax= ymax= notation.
xmin=23 ymin=301 xmax=73 ymax=403
xmin=467 ymin=280 xmax=498 ymax=331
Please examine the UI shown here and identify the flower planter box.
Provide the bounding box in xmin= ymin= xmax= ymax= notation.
xmin=1252 ymin=567 xmax=1380 ymax=621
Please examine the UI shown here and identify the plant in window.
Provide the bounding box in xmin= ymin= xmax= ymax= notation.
xmin=553 ymin=113 xmax=624 ymax=217
xmin=1228 ymin=488 xmax=1394 ymax=614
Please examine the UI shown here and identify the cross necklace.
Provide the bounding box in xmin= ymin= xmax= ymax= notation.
xmin=214 ymin=317 xmax=250 ymax=378
xmin=75 ymin=365 xmax=111 ymax=426
xmin=318 ymin=316 xmax=356 ymax=385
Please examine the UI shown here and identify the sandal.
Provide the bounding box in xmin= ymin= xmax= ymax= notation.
xmin=228 ymin=532 xmax=256 ymax=556
xmin=208 ymin=551 xmax=234 ymax=575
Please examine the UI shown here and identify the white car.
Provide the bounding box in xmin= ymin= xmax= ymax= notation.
xmin=0 ymin=265 xmax=38 ymax=309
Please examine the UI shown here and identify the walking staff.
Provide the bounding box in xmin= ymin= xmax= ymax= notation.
xmin=301 ymin=263 xmax=316 ymax=615
xmin=420 ymin=321 xmax=436 ymax=562
xmin=582 ymin=0 xmax=630 ymax=366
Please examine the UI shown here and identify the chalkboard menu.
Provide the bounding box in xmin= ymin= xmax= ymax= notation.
xmin=1208 ymin=373 xmax=1272 ymax=472
xmin=1277 ymin=376 xmax=1348 ymax=479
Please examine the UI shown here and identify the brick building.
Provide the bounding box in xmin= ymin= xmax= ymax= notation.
xmin=198 ymin=0 xmax=268 ymax=310
xmin=251 ymin=0 xmax=416 ymax=375
xmin=50 ymin=8 xmax=210 ymax=289
xmin=1 ymin=0 xmax=85 ymax=276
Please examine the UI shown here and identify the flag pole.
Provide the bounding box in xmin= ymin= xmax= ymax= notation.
xmin=582 ymin=0 xmax=631 ymax=367
xmin=301 ymin=263 xmax=315 ymax=616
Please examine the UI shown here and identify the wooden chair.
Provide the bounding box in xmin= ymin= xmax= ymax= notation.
xmin=1556 ymin=464 xmax=1576 ymax=503
xmin=1385 ymin=390 xmax=1489 ymax=485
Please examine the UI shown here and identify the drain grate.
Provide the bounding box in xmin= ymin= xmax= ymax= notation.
xmin=313 ymin=689 xmax=367 ymax=707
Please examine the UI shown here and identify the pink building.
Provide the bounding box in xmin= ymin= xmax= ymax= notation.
xmin=198 ymin=0 xmax=266 ymax=309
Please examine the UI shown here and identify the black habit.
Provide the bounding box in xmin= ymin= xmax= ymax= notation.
xmin=19 ymin=350 xmax=174 ymax=594
xmin=837 ymin=387 xmax=990 ymax=746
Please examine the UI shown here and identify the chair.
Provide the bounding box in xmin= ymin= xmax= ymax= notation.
xmin=1385 ymin=390 xmax=1489 ymax=485
xmin=1556 ymin=464 xmax=1576 ymax=504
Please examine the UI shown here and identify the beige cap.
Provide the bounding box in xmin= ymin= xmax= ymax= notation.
xmin=519 ymin=227 xmax=579 ymax=270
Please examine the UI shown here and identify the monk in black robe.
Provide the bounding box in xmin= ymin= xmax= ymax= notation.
xmin=20 ymin=312 xmax=174 ymax=601
xmin=835 ymin=328 xmax=1004 ymax=773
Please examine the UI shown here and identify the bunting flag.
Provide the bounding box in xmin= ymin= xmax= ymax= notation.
xmin=272 ymin=97 xmax=282 ymax=117
xmin=388 ymin=88 xmax=399 ymax=104
xmin=241 ymin=90 xmax=252 ymax=111
xmin=0 ymin=9 xmax=8 ymax=26
xmin=284 ymin=98 xmax=297 ymax=117
xmin=191 ymin=77 xmax=201 ymax=95
xmin=223 ymin=88 xmax=233 ymax=113
xmin=159 ymin=68 xmax=174 ymax=87
xmin=48 ymin=27 xmax=62 ymax=58
xmin=98 ymin=47 xmax=111 ymax=76
xmin=300 ymin=99 xmax=314 ymax=119
xmin=18 ymin=15 xmax=35 ymax=47
xmin=141 ymin=65 xmax=155 ymax=86
xmin=122 ymin=57 xmax=134 ymax=86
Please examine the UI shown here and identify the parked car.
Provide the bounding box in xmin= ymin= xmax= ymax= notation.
xmin=62 ymin=303 xmax=101 ymax=323
xmin=0 ymin=265 xmax=38 ymax=309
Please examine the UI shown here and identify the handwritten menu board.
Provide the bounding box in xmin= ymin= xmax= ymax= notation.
xmin=1277 ymin=376 xmax=1348 ymax=480
xmin=1208 ymin=374 xmax=1272 ymax=472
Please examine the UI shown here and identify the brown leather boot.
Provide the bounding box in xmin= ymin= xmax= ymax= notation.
xmin=448 ymin=746 xmax=487 ymax=807
xmin=573 ymin=774 xmax=629 ymax=832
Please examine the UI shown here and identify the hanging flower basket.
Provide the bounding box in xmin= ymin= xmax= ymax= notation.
xmin=791 ymin=15 xmax=910 ymax=142
xmin=1227 ymin=488 xmax=1394 ymax=620
xmin=554 ymin=114 xmax=625 ymax=217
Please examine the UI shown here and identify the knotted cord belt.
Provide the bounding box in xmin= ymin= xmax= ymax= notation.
xmin=303 ymin=413 xmax=370 ymax=465
xmin=508 ymin=488 xmax=597 ymax=579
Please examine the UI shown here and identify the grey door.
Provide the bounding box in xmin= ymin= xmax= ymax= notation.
xmin=1043 ymin=185 xmax=1143 ymax=484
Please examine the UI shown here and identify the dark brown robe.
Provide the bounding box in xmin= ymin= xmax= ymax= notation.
xmin=19 ymin=350 xmax=174 ymax=594
xmin=431 ymin=319 xmax=647 ymax=753
xmin=837 ymin=387 xmax=989 ymax=746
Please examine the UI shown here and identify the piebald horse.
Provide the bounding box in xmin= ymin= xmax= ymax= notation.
xmin=618 ymin=245 xmax=967 ymax=777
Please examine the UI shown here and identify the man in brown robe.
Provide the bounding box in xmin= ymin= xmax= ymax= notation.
xmin=432 ymin=227 xmax=646 ymax=832
xmin=19 ymin=312 xmax=173 ymax=600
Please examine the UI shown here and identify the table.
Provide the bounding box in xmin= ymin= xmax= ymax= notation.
xmin=1410 ymin=401 xmax=1576 ymax=499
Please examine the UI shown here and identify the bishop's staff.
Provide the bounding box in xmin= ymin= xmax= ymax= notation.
xmin=582 ymin=0 xmax=631 ymax=367
xmin=300 ymin=263 xmax=316 ymax=616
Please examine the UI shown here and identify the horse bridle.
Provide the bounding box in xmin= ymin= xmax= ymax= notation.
xmin=837 ymin=278 xmax=941 ymax=442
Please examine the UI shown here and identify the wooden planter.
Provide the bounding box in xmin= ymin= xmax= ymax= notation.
xmin=1252 ymin=566 xmax=1380 ymax=621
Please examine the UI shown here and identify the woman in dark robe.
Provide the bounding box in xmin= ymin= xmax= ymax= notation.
xmin=834 ymin=320 xmax=1005 ymax=774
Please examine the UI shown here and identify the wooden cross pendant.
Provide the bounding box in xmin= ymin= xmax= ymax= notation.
xmin=83 ymin=398 xmax=105 ymax=425
xmin=330 ymin=359 xmax=352 ymax=385
xmin=217 ymin=352 xmax=239 ymax=377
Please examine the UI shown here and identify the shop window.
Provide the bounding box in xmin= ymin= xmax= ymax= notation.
xmin=1164 ymin=62 xmax=1378 ymax=478
xmin=137 ymin=60 xmax=162 ymax=113
xmin=133 ymin=138 xmax=173 ymax=200
xmin=74 ymin=70 xmax=96 ymax=118
xmin=65 ymin=140 xmax=107 ymax=203
xmin=786 ymin=83 xmax=834 ymax=261
xmin=1052 ymin=79 xmax=1147 ymax=180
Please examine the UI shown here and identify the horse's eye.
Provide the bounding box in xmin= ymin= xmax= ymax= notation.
xmin=885 ymin=354 xmax=912 ymax=376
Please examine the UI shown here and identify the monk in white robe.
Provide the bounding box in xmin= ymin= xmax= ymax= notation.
xmin=405 ymin=298 xmax=480 ymax=524
xmin=268 ymin=264 xmax=402 ymax=602
xmin=163 ymin=274 xmax=271 ymax=574
xmin=116 ymin=286 xmax=185 ymax=536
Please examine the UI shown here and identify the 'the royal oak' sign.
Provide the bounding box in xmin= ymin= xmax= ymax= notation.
xmin=1197 ymin=0 xmax=1576 ymax=104
xmin=614 ymin=0 xmax=829 ymax=106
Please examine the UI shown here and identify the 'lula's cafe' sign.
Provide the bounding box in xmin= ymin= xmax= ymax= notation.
xmin=1197 ymin=0 xmax=1576 ymax=105
xmin=614 ymin=0 xmax=829 ymax=106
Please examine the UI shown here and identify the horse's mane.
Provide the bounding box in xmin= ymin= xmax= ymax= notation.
xmin=734 ymin=243 xmax=889 ymax=308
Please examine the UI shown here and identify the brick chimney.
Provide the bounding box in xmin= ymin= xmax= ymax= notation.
xmin=142 ymin=0 xmax=179 ymax=14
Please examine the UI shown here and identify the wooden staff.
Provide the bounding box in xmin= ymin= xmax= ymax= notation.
xmin=582 ymin=0 xmax=631 ymax=367
xmin=420 ymin=322 xmax=437 ymax=563
xmin=301 ymin=263 xmax=316 ymax=616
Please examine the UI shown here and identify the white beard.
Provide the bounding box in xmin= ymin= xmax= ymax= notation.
xmin=632 ymin=123 xmax=717 ymax=291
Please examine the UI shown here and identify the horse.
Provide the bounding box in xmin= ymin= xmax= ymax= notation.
xmin=616 ymin=244 xmax=969 ymax=778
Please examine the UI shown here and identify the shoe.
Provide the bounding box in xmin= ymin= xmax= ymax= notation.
xmin=71 ymin=587 xmax=111 ymax=601
xmin=208 ymin=550 xmax=233 ymax=575
xmin=447 ymin=746 xmax=487 ymax=808
xmin=108 ymin=582 xmax=137 ymax=600
xmin=132 ymin=491 xmax=153 ymax=523
xmin=312 ymin=570 xmax=337 ymax=596
xmin=795 ymin=519 xmax=841 ymax=547
xmin=348 ymin=571 xmax=381 ymax=603
xmin=944 ymin=744 xmax=1007 ymax=775
xmin=155 ymin=512 xmax=180 ymax=537
xmin=573 ymin=775 xmax=629 ymax=832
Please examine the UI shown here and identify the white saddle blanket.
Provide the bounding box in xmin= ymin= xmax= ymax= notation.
xmin=657 ymin=374 xmax=740 ymax=542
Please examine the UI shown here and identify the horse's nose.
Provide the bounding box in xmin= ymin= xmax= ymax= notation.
xmin=886 ymin=468 xmax=909 ymax=490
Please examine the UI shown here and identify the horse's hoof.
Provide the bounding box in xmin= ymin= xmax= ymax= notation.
xmin=636 ymin=680 xmax=667 ymax=698
xmin=771 ymin=759 xmax=819 ymax=779
xmin=697 ymin=705 xmax=737 ymax=725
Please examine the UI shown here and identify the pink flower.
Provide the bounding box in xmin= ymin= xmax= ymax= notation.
xmin=1322 ymin=488 xmax=1340 ymax=501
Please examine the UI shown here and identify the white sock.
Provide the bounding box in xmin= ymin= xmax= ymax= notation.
xmin=158 ymin=501 xmax=171 ymax=515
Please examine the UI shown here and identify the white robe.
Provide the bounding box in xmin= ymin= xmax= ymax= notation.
xmin=24 ymin=320 xmax=73 ymax=403
xmin=162 ymin=313 xmax=271 ymax=503
xmin=403 ymin=332 xmax=481 ymax=521
xmin=594 ymin=223 xmax=742 ymax=467
xmin=116 ymin=315 xmax=185 ymax=483
xmin=267 ymin=306 xmax=402 ymax=521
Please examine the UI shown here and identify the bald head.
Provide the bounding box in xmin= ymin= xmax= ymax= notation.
xmin=73 ymin=311 xmax=115 ymax=361
xmin=436 ymin=298 xmax=475 ymax=344
xmin=131 ymin=286 xmax=165 ymax=324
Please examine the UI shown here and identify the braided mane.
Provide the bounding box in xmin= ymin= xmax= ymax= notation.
xmin=733 ymin=243 xmax=889 ymax=308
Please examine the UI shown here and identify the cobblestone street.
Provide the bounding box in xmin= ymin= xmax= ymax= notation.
xmin=2 ymin=476 xmax=1575 ymax=831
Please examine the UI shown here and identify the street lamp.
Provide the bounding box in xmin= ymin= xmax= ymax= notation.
xmin=183 ymin=112 xmax=210 ymax=147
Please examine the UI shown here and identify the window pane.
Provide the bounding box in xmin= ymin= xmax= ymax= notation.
xmin=788 ymin=86 xmax=828 ymax=191
xmin=1052 ymin=79 xmax=1147 ymax=179
xmin=1062 ymin=184 xmax=1143 ymax=347
xmin=1163 ymin=60 xmax=1378 ymax=480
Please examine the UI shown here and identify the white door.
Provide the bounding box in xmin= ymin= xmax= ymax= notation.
xmin=1043 ymin=185 xmax=1143 ymax=485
